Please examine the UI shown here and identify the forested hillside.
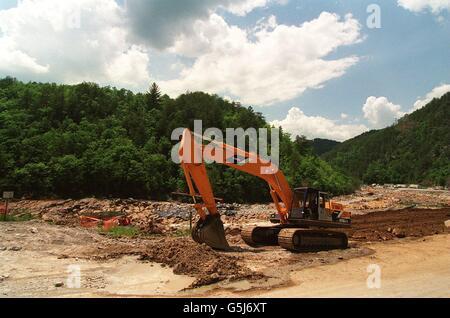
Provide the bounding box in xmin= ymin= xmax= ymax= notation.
xmin=0 ymin=77 xmax=356 ymax=201
xmin=311 ymin=139 xmax=341 ymax=156
xmin=323 ymin=93 xmax=450 ymax=187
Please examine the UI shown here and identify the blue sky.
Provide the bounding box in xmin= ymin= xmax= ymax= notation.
xmin=256 ymin=0 xmax=450 ymax=121
xmin=0 ymin=0 xmax=449 ymax=141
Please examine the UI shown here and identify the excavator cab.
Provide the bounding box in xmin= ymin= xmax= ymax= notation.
xmin=274 ymin=187 xmax=351 ymax=227
xmin=290 ymin=188 xmax=321 ymax=220
xmin=272 ymin=187 xmax=327 ymax=223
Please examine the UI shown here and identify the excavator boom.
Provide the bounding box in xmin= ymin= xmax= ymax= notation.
xmin=179 ymin=129 xmax=293 ymax=250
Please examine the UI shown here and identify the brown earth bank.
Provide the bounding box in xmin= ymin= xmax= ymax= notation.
xmin=346 ymin=208 xmax=450 ymax=242
xmin=335 ymin=186 xmax=450 ymax=213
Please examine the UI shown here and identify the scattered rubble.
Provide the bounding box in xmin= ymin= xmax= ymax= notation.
xmin=0 ymin=274 xmax=9 ymax=282
xmin=336 ymin=186 xmax=450 ymax=213
xmin=9 ymin=199 xmax=196 ymax=233
xmin=8 ymin=198 xmax=272 ymax=236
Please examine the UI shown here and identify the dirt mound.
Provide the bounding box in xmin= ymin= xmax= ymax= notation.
xmin=139 ymin=238 xmax=264 ymax=288
xmin=45 ymin=234 xmax=265 ymax=289
xmin=347 ymin=208 xmax=450 ymax=242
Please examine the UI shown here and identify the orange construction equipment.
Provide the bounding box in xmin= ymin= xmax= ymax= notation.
xmin=80 ymin=215 xmax=131 ymax=231
xmin=178 ymin=129 xmax=351 ymax=251
xmin=0 ymin=203 xmax=6 ymax=221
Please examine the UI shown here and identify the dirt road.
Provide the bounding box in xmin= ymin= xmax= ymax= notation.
xmin=223 ymin=235 xmax=450 ymax=298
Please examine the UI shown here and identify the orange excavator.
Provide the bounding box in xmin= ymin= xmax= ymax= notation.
xmin=178 ymin=129 xmax=351 ymax=252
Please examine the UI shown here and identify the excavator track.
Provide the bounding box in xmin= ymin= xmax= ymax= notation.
xmin=241 ymin=226 xmax=282 ymax=247
xmin=278 ymin=228 xmax=348 ymax=252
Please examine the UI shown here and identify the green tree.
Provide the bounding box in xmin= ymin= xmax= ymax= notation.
xmin=0 ymin=77 xmax=358 ymax=200
xmin=50 ymin=155 xmax=84 ymax=197
xmin=146 ymin=82 xmax=162 ymax=110
xmin=14 ymin=163 xmax=52 ymax=198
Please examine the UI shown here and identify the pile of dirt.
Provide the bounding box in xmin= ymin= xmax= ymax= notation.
xmin=347 ymin=208 xmax=450 ymax=242
xmin=65 ymin=233 xmax=266 ymax=289
xmin=139 ymin=238 xmax=265 ymax=288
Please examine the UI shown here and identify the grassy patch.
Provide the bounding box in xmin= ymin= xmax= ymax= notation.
xmin=1 ymin=213 xmax=35 ymax=222
xmin=172 ymin=228 xmax=192 ymax=238
xmin=100 ymin=226 xmax=140 ymax=238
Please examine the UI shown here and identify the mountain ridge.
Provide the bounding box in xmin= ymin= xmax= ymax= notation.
xmin=323 ymin=92 xmax=450 ymax=186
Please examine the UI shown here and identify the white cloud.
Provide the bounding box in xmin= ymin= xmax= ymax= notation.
xmin=226 ymin=0 xmax=290 ymax=16
xmin=226 ymin=0 xmax=270 ymax=16
xmin=0 ymin=37 xmax=49 ymax=74
xmin=398 ymin=0 xmax=450 ymax=14
xmin=275 ymin=83 xmax=450 ymax=142
xmin=0 ymin=0 xmax=151 ymax=90
xmin=162 ymin=12 xmax=362 ymax=106
xmin=0 ymin=0 xmax=360 ymax=108
xmin=105 ymin=45 xmax=151 ymax=88
xmin=125 ymin=0 xmax=276 ymax=49
xmin=411 ymin=84 xmax=450 ymax=111
xmin=271 ymin=107 xmax=368 ymax=142
xmin=359 ymin=83 xmax=450 ymax=131
xmin=363 ymin=96 xmax=405 ymax=128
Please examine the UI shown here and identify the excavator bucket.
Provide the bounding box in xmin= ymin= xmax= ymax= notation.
xmin=192 ymin=215 xmax=230 ymax=251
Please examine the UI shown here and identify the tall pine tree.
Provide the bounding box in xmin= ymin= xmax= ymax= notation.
xmin=146 ymin=82 xmax=161 ymax=110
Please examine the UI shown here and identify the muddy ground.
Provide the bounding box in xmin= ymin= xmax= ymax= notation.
xmin=1 ymin=188 xmax=449 ymax=297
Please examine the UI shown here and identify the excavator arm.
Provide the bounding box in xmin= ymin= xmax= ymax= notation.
xmin=178 ymin=129 xmax=294 ymax=250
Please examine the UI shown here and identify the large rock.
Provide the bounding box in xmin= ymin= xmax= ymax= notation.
xmin=54 ymin=282 xmax=64 ymax=288
xmin=392 ymin=228 xmax=406 ymax=238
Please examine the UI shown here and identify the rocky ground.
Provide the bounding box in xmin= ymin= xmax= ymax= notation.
xmin=336 ymin=186 xmax=450 ymax=213
xmin=1 ymin=187 xmax=449 ymax=297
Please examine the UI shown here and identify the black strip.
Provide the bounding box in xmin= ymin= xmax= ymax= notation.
xmin=0 ymin=298 xmax=443 ymax=316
